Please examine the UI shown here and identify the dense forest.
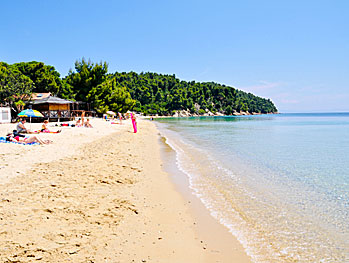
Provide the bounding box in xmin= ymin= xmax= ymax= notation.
xmin=0 ymin=59 xmax=278 ymax=115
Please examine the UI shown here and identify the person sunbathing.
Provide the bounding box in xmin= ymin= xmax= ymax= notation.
xmin=84 ymin=119 xmax=93 ymax=128
xmin=16 ymin=118 xmax=39 ymax=134
xmin=6 ymin=133 xmax=52 ymax=145
xmin=41 ymin=120 xmax=61 ymax=133
xmin=75 ymin=118 xmax=82 ymax=127
xmin=41 ymin=120 xmax=48 ymax=131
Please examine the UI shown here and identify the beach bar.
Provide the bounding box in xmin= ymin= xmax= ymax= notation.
xmin=28 ymin=93 xmax=73 ymax=121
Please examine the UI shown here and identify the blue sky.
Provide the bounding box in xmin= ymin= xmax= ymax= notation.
xmin=1 ymin=0 xmax=348 ymax=112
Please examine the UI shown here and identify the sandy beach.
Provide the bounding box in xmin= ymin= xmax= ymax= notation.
xmin=0 ymin=118 xmax=250 ymax=262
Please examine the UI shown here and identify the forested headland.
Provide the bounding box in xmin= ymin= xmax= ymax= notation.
xmin=0 ymin=58 xmax=278 ymax=116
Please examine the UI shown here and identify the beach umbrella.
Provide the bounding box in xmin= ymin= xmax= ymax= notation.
xmin=17 ymin=109 xmax=44 ymax=129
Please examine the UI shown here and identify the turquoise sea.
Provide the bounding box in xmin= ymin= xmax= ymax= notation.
xmin=155 ymin=113 xmax=349 ymax=262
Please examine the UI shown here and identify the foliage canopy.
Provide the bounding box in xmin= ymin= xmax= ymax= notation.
xmin=0 ymin=62 xmax=34 ymax=112
xmin=0 ymin=59 xmax=278 ymax=115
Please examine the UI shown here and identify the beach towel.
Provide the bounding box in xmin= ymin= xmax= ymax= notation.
xmin=39 ymin=129 xmax=61 ymax=133
xmin=0 ymin=137 xmax=39 ymax=145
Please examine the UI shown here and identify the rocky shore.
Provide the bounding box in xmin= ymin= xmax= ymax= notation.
xmin=158 ymin=109 xmax=277 ymax=118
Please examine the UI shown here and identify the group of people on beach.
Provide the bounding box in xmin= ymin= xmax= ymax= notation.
xmin=75 ymin=118 xmax=93 ymax=128
xmin=5 ymin=119 xmax=53 ymax=145
xmin=72 ymin=111 xmax=92 ymax=128
xmin=3 ymin=110 xmax=136 ymax=145
xmin=5 ymin=115 xmax=93 ymax=145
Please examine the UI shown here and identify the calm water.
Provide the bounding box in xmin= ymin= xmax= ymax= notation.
xmin=155 ymin=113 xmax=349 ymax=262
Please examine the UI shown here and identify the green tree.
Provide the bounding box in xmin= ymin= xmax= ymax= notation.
xmin=225 ymin=105 xmax=233 ymax=115
xmin=0 ymin=59 xmax=278 ymax=116
xmin=87 ymin=78 xmax=135 ymax=113
xmin=58 ymin=79 xmax=75 ymax=100
xmin=65 ymin=58 xmax=108 ymax=102
xmin=0 ymin=62 xmax=34 ymax=113
xmin=13 ymin=61 xmax=63 ymax=95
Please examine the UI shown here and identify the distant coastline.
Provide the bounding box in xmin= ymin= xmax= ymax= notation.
xmin=147 ymin=110 xmax=279 ymax=118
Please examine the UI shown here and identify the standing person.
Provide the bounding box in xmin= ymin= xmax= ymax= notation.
xmin=131 ymin=113 xmax=137 ymax=133
xmin=118 ymin=112 xmax=122 ymax=124
xmin=81 ymin=111 xmax=85 ymax=126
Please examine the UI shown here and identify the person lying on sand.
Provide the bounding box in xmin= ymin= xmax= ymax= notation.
xmin=16 ymin=118 xmax=39 ymax=134
xmin=6 ymin=133 xmax=52 ymax=145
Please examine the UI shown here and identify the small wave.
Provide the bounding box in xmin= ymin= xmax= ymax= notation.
xmin=157 ymin=128 xmax=265 ymax=262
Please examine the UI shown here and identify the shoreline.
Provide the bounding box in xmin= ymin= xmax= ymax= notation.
xmin=0 ymin=119 xmax=250 ymax=262
xmin=158 ymin=135 xmax=251 ymax=262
